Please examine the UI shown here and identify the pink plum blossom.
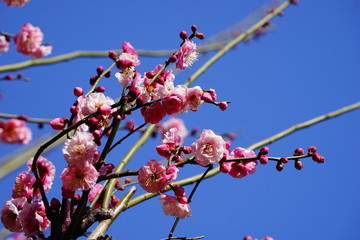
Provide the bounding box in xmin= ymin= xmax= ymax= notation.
xmin=162 ymin=85 xmax=188 ymax=115
xmin=220 ymin=147 xmax=257 ymax=178
xmin=27 ymin=156 xmax=55 ymax=192
xmin=89 ymin=184 xmax=104 ymax=209
xmin=118 ymin=52 xmax=140 ymax=68
xmin=138 ymin=160 xmax=178 ymax=193
xmin=159 ymin=194 xmax=192 ymax=219
xmin=115 ymin=67 xmax=135 ymax=87
xmin=60 ymin=164 xmax=99 ymax=191
xmin=141 ymin=101 xmax=166 ymax=124
xmin=191 ymin=129 xmax=226 ymax=166
xmin=122 ymin=41 xmax=138 ymax=57
xmin=1 ymin=197 xmax=27 ymax=232
xmin=18 ymin=201 xmax=49 ymax=236
xmin=176 ymin=39 xmax=198 ymax=70
xmin=12 ymin=171 xmax=35 ymax=199
xmin=0 ymin=119 xmax=32 ymax=144
xmin=62 ymin=131 xmax=98 ymax=168
xmin=14 ymin=23 xmax=51 ymax=58
xmin=159 ymin=117 xmax=188 ymax=144
xmin=1 ymin=0 xmax=30 ymax=6
xmin=77 ymin=92 xmax=115 ymax=116
xmin=186 ymin=86 xmax=204 ymax=111
xmin=0 ymin=36 xmax=9 ymax=53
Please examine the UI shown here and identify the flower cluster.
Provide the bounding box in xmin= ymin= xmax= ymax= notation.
xmin=0 ymin=119 xmax=32 ymax=144
xmin=1 ymin=156 xmax=54 ymax=236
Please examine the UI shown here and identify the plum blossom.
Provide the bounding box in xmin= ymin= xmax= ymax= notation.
xmin=62 ymin=131 xmax=98 ymax=168
xmin=138 ymin=160 xmax=178 ymax=193
xmin=60 ymin=164 xmax=99 ymax=191
xmin=162 ymin=85 xmax=188 ymax=115
xmin=0 ymin=36 xmax=10 ymax=53
xmin=118 ymin=52 xmax=140 ymax=68
xmin=159 ymin=194 xmax=192 ymax=219
xmin=0 ymin=119 xmax=32 ymax=144
xmin=220 ymin=147 xmax=257 ymax=178
xmin=122 ymin=41 xmax=138 ymax=57
xmin=12 ymin=171 xmax=35 ymax=199
xmin=115 ymin=67 xmax=135 ymax=87
xmin=191 ymin=129 xmax=226 ymax=166
xmin=18 ymin=201 xmax=49 ymax=236
xmin=77 ymin=92 xmax=115 ymax=116
xmin=27 ymin=156 xmax=55 ymax=192
xmin=159 ymin=117 xmax=188 ymax=144
xmin=1 ymin=197 xmax=27 ymax=232
xmin=141 ymin=101 xmax=166 ymax=124
xmin=1 ymin=0 xmax=30 ymax=6
xmin=14 ymin=23 xmax=51 ymax=58
xmin=176 ymin=39 xmax=198 ymax=70
xmin=186 ymin=86 xmax=204 ymax=111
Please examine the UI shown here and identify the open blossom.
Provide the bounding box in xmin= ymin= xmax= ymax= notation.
xmin=118 ymin=52 xmax=140 ymax=68
xmin=27 ymin=156 xmax=55 ymax=192
xmin=191 ymin=129 xmax=226 ymax=166
xmin=12 ymin=171 xmax=35 ymax=199
xmin=14 ymin=23 xmax=51 ymax=58
xmin=60 ymin=164 xmax=99 ymax=191
xmin=0 ymin=119 xmax=32 ymax=144
xmin=220 ymin=147 xmax=257 ymax=178
xmin=186 ymin=86 xmax=204 ymax=111
xmin=115 ymin=67 xmax=135 ymax=87
xmin=62 ymin=131 xmax=98 ymax=167
xmin=122 ymin=41 xmax=138 ymax=57
xmin=162 ymin=85 xmax=188 ymax=115
xmin=18 ymin=201 xmax=49 ymax=236
xmin=0 ymin=36 xmax=9 ymax=53
xmin=141 ymin=101 xmax=166 ymax=124
xmin=159 ymin=194 xmax=192 ymax=219
xmin=1 ymin=197 xmax=27 ymax=232
xmin=176 ymin=39 xmax=198 ymax=70
xmin=1 ymin=0 xmax=30 ymax=6
xmin=138 ymin=160 xmax=178 ymax=193
xmin=159 ymin=117 xmax=188 ymax=145
xmin=77 ymin=92 xmax=115 ymax=116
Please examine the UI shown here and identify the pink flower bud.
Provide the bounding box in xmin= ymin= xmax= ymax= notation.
xmin=105 ymin=71 xmax=111 ymax=78
xmin=96 ymin=66 xmax=104 ymax=75
xmin=87 ymin=117 xmax=99 ymax=127
xmin=259 ymin=147 xmax=269 ymax=155
xmin=308 ymin=146 xmax=317 ymax=154
xmin=259 ymin=155 xmax=268 ymax=164
xmin=74 ymin=87 xmax=84 ymax=97
xmin=95 ymin=86 xmax=106 ymax=92
xmin=125 ymin=178 xmax=132 ymax=184
xmin=180 ymin=30 xmax=188 ymax=40
xmin=290 ymin=0 xmax=299 ymax=5
xmin=196 ymin=32 xmax=205 ymax=40
xmin=295 ymin=160 xmax=303 ymax=170
xmin=191 ymin=25 xmax=197 ymax=33
xmin=89 ymin=75 xmax=98 ymax=86
xmin=181 ymin=146 xmax=192 ymax=154
xmin=280 ymin=157 xmax=288 ymax=163
xmin=219 ymin=101 xmax=228 ymax=111
xmin=108 ymin=50 xmax=117 ymax=61
xmin=50 ymin=198 xmax=61 ymax=212
xmin=92 ymin=129 xmax=102 ymax=139
xmin=70 ymin=106 xmax=78 ymax=114
xmin=276 ymin=162 xmax=284 ymax=172
xmin=293 ymin=148 xmax=304 ymax=156
xmin=61 ymin=187 xmax=73 ymax=199
xmin=243 ymin=236 xmax=253 ymax=240
xmin=173 ymin=184 xmax=186 ymax=198
xmin=169 ymin=54 xmax=177 ymax=63
xmin=177 ymin=196 xmax=188 ymax=204
xmin=312 ymin=153 xmax=325 ymax=163
xmin=4 ymin=74 xmax=12 ymax=80
xmin=50 ymin=117 xmax=65 ymax=130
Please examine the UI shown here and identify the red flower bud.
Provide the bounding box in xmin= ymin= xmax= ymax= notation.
xmin=50 ymin=117 xmax=66 ymax=130
xmin=73 ymin=87 xmax=83 ymax=97
xmin=96 ymin=66 xmax=104 ymax=75
xmin=191 ymin=25 xmax=197 ymax=33
xmin=295 ymin=160 xmax=303 ymax=170
xmin=276 ymin=162 xmax=284 ymax=172
xmin=259 ymin=147 xmax=269 ymax=155
xmin=280 ymin=157 xmax=288 ymax=163
xmin=308 ymin=146 xmax=317 ymax=154
xmin=259 ymin=155 xmax=269 ymax=164
xmin=293 ymin=148 xmax=304 ymax=156
xmin=180 ymin=30 xmax=188 ymax=40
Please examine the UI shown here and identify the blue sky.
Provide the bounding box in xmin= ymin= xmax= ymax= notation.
xmin=0 ymin=0 xmax=360 ymax=239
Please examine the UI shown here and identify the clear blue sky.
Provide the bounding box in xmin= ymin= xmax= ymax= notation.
xmin=0 ymin=0 xmax=359 ymax=239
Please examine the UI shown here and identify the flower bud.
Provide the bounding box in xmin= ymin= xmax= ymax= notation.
xmin=73 ymin=87 xmax=83 ymax=97
xmin=180 ymin=30 xmax=188 ymax=40
xmin=276 ymin=162 xmax=284 ymax=172
xmin=308 ymin=146 xmax=317 ymax=154
xmin=125 ymin=178 xmax=132 ymax=184
xmin=312 ymin=153 xmax=325 ymax=163
xmin=50 ymin=117 xmax=66 ymax=130
xmin=191 ymin=25 xmax=197 ymax=33
xmin=95 ymin=86 xmax=106 ymax=92
xmin=61 ymin=187 xmax=73 ymax=199
xmin=259 ymin=147 xmax=269 ymax=155
xmin=105 ymin=71 xmax=111 ymax=78
xmin=92 ymin=129 xmax=102 ymax=139
xmin=295 ymin=160 xmax=303 ymax=170
xmin=243 ymin=236 xmax=253 ymax=240
xmin=293 ymin=148 xmax=304 ymax=156
xmin=196 ymin=32 xmax=205 ymax=39
xmin=4 ymin=74 xmax=13 ymax=80
xmin=219 ymin=101 xmax=228 ymax=111
xmin=70 ymin=106 xmax=78 ymax=114
xmin=50 ymin=198 xmax=61 ymax=212
xmin=177 ymin=196 xmax=188 ymax=204
xmin=259 ymin=155 xmax=269 ymax=164
xmin=169 ymin=54 xmax=177 ymax=63
xmin=108 ymin=50 xmax=118 ymax=61
xmin=99 ymin=106 xmax=112 ymax=115
xmin=96 ymin=66 xmax=104 ymax=75
xmin=280 ymin=157 xmax=288 ymax=163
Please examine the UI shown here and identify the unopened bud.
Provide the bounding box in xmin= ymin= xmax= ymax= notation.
xmin=169 ymin=54 xmax=177 ymax=63
xmin=125 ymin=178 xmax=132 ymax=184
xmin=73 ymin=87 xmax=83 ymax=97
xmin=95 ymin=86 xmax=106 ymax=92
xmin=276 ymin=162 xmax=284 ymax=172
xmin=218 ymin=101 xmax=228 ymax=111
xmin=308 ymin=146 xmax=317 ymax=154
xmin=293 ymin=148 xmax=304 ymax=156
xmin=259 ymin=147 xmax=269 ymax=155
xmin=312 ymin=153 xmax=325 ymax=163
xmin=191 ymin=25 xmax=197 ymax=33
xmin=96 ymin=66 xmax=104 ymax=75
xmin=295 ymin=160 xmax=303 ymax=170
xmin=105 ymin=71 xmax=111 ymax=78
xmin=195 ymin=32 xmax=205 ymax=39
xmin=108 ymin=50 xmax=118 ymax=61
xmin=180 ymin=30 xmax=188 ymax=40
xmin=259 ymin=155 xmax=269 ymax=164
xmin=280 ymin=157 xmax=288 ymax=163
xmin=50 ymin=198 xmax=61 ymax=212
xmin=70 ymin=106 xmax=78 ymax=114
xmin=50 ymin=117 xmax=66 ymax=130
xmin=92 ymin=129 xmax=102 ymax=139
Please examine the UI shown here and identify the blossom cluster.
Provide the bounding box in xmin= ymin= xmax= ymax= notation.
xmin=0 ymin=23 xmax=51 ymax=58
xmin=1 ymin=156 xmax=54 ymax=236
